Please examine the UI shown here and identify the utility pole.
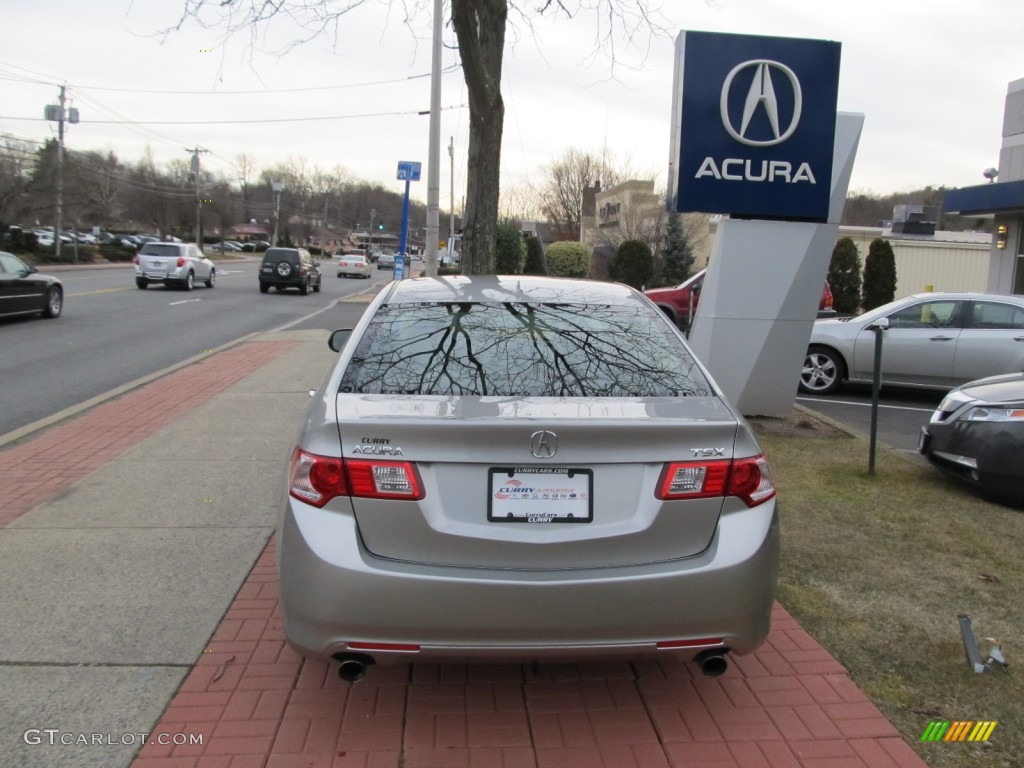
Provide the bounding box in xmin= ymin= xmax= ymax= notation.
xmin=271 ymin=181 xmax=284 ymax=245
xmin=448 ymin=136 xmax=455 ymax=249
xmin=186 ymin=147 xmax=208 ymax=245
xmin=44 ymin=86 xmax=78 ymax=261
xmin=320 ymin=197 xmax=329 ymax=256
xmin=369 ymin=208 xmax=376 ymax=255
xmin=424 ymin=0 xmax=443 ymax=278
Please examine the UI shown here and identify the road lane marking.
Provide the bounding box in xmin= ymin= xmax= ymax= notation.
xmin=66 ymin=287 xmax=134 ymax=297
xmin=169 ymin=299 xmax=202 ymax=305
xmin=796 ymin=396 xmax=935 ymax=413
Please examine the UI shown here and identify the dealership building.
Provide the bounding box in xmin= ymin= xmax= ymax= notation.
xmin=944 ymin=76 xmax=1024 ymax=296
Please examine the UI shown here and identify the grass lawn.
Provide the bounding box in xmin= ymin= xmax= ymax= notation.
xmin=751 ymin=409 xmax=1022 ymax=768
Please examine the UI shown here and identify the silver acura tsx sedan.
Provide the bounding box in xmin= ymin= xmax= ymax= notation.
xmin=278 ymin=275 xmax=779 ymax=681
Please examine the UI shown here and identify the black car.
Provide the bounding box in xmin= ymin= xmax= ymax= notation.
xmin=0 ymin=251 xmax=63 ymax=320
xmin=258 ymin=248 xmax=322 ymax=295
xmin=920 ymin=373 xmax=1024 ymax=507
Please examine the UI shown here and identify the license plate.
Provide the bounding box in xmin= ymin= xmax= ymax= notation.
xmin=488 ymin=467 xmax=592 ymax=523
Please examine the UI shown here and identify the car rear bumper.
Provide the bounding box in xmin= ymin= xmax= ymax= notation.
xmin=278 ymin=499 xmax=779 ymax=663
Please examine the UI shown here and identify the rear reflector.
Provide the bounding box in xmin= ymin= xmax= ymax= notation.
xmin=657 ymin=637 xmax=724 ymax=649
xmin=657 ymin=455 xmax=775 ymax=507
xmin=348 ymin=641 xmax=421 ymax=652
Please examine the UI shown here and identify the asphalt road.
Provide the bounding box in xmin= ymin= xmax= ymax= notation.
xmin=0 ymin=258 xmax=387 ymax=437
xmin=798 ymin=385 xmax=945 ymax=456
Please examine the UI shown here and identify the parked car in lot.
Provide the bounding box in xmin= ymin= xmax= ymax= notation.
xmin=644 ymin=268 xmax=835 ymax=331
xmin=0 ymin=251 xmax=63 ymax=319
xmin=336 ymin=254 xmax=371 ymax=279
xmin=258 ymin=247 xmax=321 ymax=294
xmin=208 ymin=241 xmax=243 ymax=252
xmin=134 ymin=242 xmax=215 ymax=290
xmin=799 ymin=292 xmax=1024 ymax=395
xmin=278 ymin=275 xmax=779 ymax=681
xmin=242 ymin=240 xmax=271 ymax=252
xmin=375 ymin=253 xmax=395 ymax=270
xmin=920 ymin=373 xmax=1024 ymax=507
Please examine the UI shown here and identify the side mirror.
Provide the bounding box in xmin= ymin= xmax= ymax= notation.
xmin=328 ymin=329 xmax=353 ymax=353
xmin=868 ymin=317 xmax=889 ymax=331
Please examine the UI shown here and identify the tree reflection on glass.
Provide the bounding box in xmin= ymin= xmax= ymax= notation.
xmin=339 ymin=303 xmax=711 ymax=398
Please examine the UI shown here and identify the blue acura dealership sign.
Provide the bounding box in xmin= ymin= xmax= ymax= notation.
xmin=669 ymin=31 xmax=841 ymax=221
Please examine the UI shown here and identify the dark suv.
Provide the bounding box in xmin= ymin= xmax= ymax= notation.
xmin=259 ymin=248 xmax=322 ymax=295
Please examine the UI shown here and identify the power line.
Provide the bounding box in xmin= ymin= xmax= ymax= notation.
xmin=57 ymin=104 xmax=467 ymax=126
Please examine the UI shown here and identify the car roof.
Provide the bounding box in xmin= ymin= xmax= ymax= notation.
xmin=902 ymin=291 xmax=1024 ymax=302
xmin=383 ymin=275 xmax=643 ymax=306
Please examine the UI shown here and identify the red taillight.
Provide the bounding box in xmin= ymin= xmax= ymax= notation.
xmin=727 ymin=455 xmax=776 ymax=506
xmin=821 ymin=282 xmax=834 ymax=312
xmin=657 ymin=460 xmax=729 ymax=500
xmin=347 ymin=459 xmax=424 ymax=500
xmin=289 ymin=448 xmax=347 ymax=508
xmin=288 ymin=448 xmax=424 ymax=507
xmin=657 ymin=455 xmax=775 ymax=507
xmin=176 ymin=256 xmax=187 ymax=268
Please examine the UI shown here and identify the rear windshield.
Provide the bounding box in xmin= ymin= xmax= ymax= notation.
xmin=339 ymin=302 xmax=711 ymax=397
xmin=140 ymin=244 xmax=183 ymax=256
xmin=264 ymin=249 xmax=299 ymax=261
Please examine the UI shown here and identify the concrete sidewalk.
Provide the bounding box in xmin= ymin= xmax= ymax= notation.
xmin=0 ymin=298 xmax=928 ymax=768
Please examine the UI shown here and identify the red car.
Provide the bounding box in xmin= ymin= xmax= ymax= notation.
xmin=644 ymin=268 xmax=834 ymax=331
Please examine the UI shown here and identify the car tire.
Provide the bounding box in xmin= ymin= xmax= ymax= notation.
xmin=259 ymin=282 xmax=269 ymax=294
xmin=136 ymin=278 xmax=148 ymax=290
xmin=300 ymin=279 xmax=309 ymax=296
xmin=275 ymin=261 xmax=293 ymax=278
xmin=42 ymin=286 xmax=63 ymax=318
xmin=313 ymin=280 xmax=321 ymax=293
xmin=799 ymin=345 xmax=846 ymax=395
xmin=205 ymin=270 xmax=216 ymax=288
xmin=184 ymin=271 xmax=194 ymax=291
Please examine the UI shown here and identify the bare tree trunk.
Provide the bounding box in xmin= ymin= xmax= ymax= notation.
xmin=452 ymin=0 xmax=506 ymax=275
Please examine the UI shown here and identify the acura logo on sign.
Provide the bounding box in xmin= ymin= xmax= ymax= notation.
xmin=530 ymin=430 xmax=558 ymax=459
xmin=720 ymin=60 xmax=802 ymax=147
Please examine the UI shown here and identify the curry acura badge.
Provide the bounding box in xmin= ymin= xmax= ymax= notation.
xmin=530 ymin=430 xmax=558 ymax=459
xmin=720 ymin=59 xmax=802 ymax=147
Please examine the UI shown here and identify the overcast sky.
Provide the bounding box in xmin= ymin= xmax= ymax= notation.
xmin=2 ymin=0 xmax=1021 ymax=215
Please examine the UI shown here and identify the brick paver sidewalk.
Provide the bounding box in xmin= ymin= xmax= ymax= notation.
xmin=129 ymin=534 xmax=926 ymax=768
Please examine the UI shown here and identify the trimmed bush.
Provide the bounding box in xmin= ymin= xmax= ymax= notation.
xmin=608 ymin=239 xmax=654 ymax=289
xmin=523 ymin=235 xmax=546 ymax=275
xmin=862 ymin=238 xmax=897 ymax=311
xmin=545 ymin=241 xmax=591 ymax=278
xmin=828 ymin=237 xmax=862 ymax=314
xmin=495 ymin=220 xmax=526 ymax=274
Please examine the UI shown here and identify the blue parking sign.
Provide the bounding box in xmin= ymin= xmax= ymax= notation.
xmin=396 ymin=161 xmax=421 ymax=181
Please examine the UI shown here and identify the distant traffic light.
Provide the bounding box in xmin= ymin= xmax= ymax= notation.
xmin=378 ymin=223 xmax=384 ymax=230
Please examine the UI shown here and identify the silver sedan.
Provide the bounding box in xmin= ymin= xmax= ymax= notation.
xmin=278 ymin=275 xmax=779 ymax=681
xmin=799 ymin=292 xmax=1024 ymax=395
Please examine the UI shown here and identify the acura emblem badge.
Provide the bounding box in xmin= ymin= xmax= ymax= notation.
xmin=720 ymin=59 xmax=802 ymax=147
xmin=530 ymin=430 xmax=558 ymax=459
